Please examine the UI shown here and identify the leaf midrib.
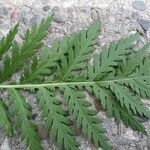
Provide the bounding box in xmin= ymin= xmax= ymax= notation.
xmin=0 ymin=75 xmax=149 ymax=89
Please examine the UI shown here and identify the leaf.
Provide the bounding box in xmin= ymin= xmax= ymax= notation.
xmin=57 ymin=20 xmax=101 ymax=81
xmin=20 ymin=20 xmax=101 ymax=84
xmin=119 ymin=55 xmax=150 ymax=98
xmin=0 ymin=23 xmax=19 ymax=58
xmin=88 ymin=84 xmax=146 ymax=134
xmin=0 ymin=98 xmax=13 ymax=136
xmin=0 ymin=16 xmax=150 ymax=150
xmin=63 ymin=85 xmax=111 ymax=150
xmin=20 ymin=37 xmax=70 ymax=83
xmin=107 ymin=83 xmax=149 ymax=118
xmin=37 ymin=87 xmax=79 ymax=150
xmin=101 ymin=44 xmax=150 ymax=99
xmin=0 ymin=16 xmax=52 ymax=83
xmin=117 ymin=43 xmax=150 ymax=77
xmin=9 ymin=89 xmax=42 ymax=150
xmin=88 ymin=33 xmax=139 ymax=80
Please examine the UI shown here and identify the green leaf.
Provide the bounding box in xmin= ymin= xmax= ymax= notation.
xmin=9 ymin=89 xmax=42 ymax=150
xmin=88 ymin=84 xmax=146 ymax=134
xmin=105 ymin=83 xmax=149 ymax=118
xmin=37 ymin=87 xmax=79 ymax=150
xmin=118 ymin=54 xmax=150 ymax=98
xmin=88 ymin=33 xmax=139 ymax=80
xmin=20 ymin=20 xmax=101 ymax=84
xmin=57 ymin=20 xmax=101 ymax=81
xmin=124 ymin=78 xmax=150 ymax=98
xmin=0 ymin=16 xmax=150 ymax=150
xmin=0 ymin=98 xmax=13 ymax=136
xmin=20 ymin=37 xmax=69 ymax=83
xmin=63 ymin=85 xmax=111 ymax=150
xmin=117 ymin=43 xmax=150 ymax=77
xmin=0 ymin=23 xmax=19 ymax=58
xmin=0 ymin=16 xmax=52 ymax=83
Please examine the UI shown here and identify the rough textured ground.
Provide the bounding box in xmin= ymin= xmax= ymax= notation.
xmin=0 ymin=0 xmax=150 ymax=150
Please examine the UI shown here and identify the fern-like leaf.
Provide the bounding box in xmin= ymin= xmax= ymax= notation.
xmin=88 ymin=33 xmax=138 ymax=80
xmin=118 ymin=51 xmax=150 ymax=98
xmin=108 ymin=83 xmax=150 ymax=117
xmin=0 ymin=23 xmax=19 ymax=58
xmin=20 ymin=20 xmax=101 ymax=83
xmin=37 ymin=87 xmax=79 ymax=150
xmin=0 ymin=17 xmax=150 ymax=150
xmin=0 ymin=98 xmax=13 ymax=136
xmin=88 ymin=84 xmax=146 ymax=134
xmin=63 ymin=85 xmax=111 ymax=150
xmin=116 ymin=44 xmax=150 ymax=77
xmin=0 ymin=16 xmax=52 ymax=83
xmin=9 ymin=89 xmax=42 ymax=150
xmin=58 ymin=20 xmax=101 ymax=81
xmin=20 ymin=37 xmax=69 ymax=83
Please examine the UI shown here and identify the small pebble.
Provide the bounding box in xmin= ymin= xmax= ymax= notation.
xmin=15 ymin=35 xmax=23 ymax=43
xmin=43 ymin=5 xmax=50 ymax=12
xmin=19 ymin=33 xmax=25 ymax=40
xmin=96 ymin=40 xmax=101 ymax=47
xmin=32 ymin=113 xmax=38 ymax=120
xmin=53 ymin=13 xmax=65 ymax=23
xmin=37 ymin=123 xmax=48 ymax=139
xmin=51 ymin=6 xmax=60 ymax=13
xmin=132 ymin=1 xmax=146 ymax=11
xmin=20 ymin=11 xmax=28 ymax=25
xmin=41 ymin=0 xmax=49 ymax=5
xmin=91 ymin=9 xmax=99 ymax=21
xmin=132 ymin=11 xmax=139 ymax=19
xmin=138 ymin=19 xmax=150 ymax=32
xmin=136 ymin=24 xmax=145 ymax=36
xmin=21 ymin=16 xmax=28 ymax=25
xmin=30 ymin=14 xmax=41 ymax=25
xmin=0 ymin=7 xmax=9 ymax=15
xmin=41 ymin=140 xmax=50 ymax=149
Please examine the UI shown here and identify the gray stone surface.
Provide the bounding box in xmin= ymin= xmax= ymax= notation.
xmin=0 ymin=128 xmax=5 ymax=145
xmin=138 ymin=19 xmax=150 ymax=31
xmin=0 ymin=0 xmax=150 ymax=150
xmin=0 ymin=6 xmax=9 ymax=16
xmin=53 ymin=12 xmax=66 ymax=23
xmin=0 ymin=138 xmax=11 ymax=150
xmin=132 ymin=0 xmax=146 ymax=11
xmin=43 ymin=5 xmax=50 ymax=12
